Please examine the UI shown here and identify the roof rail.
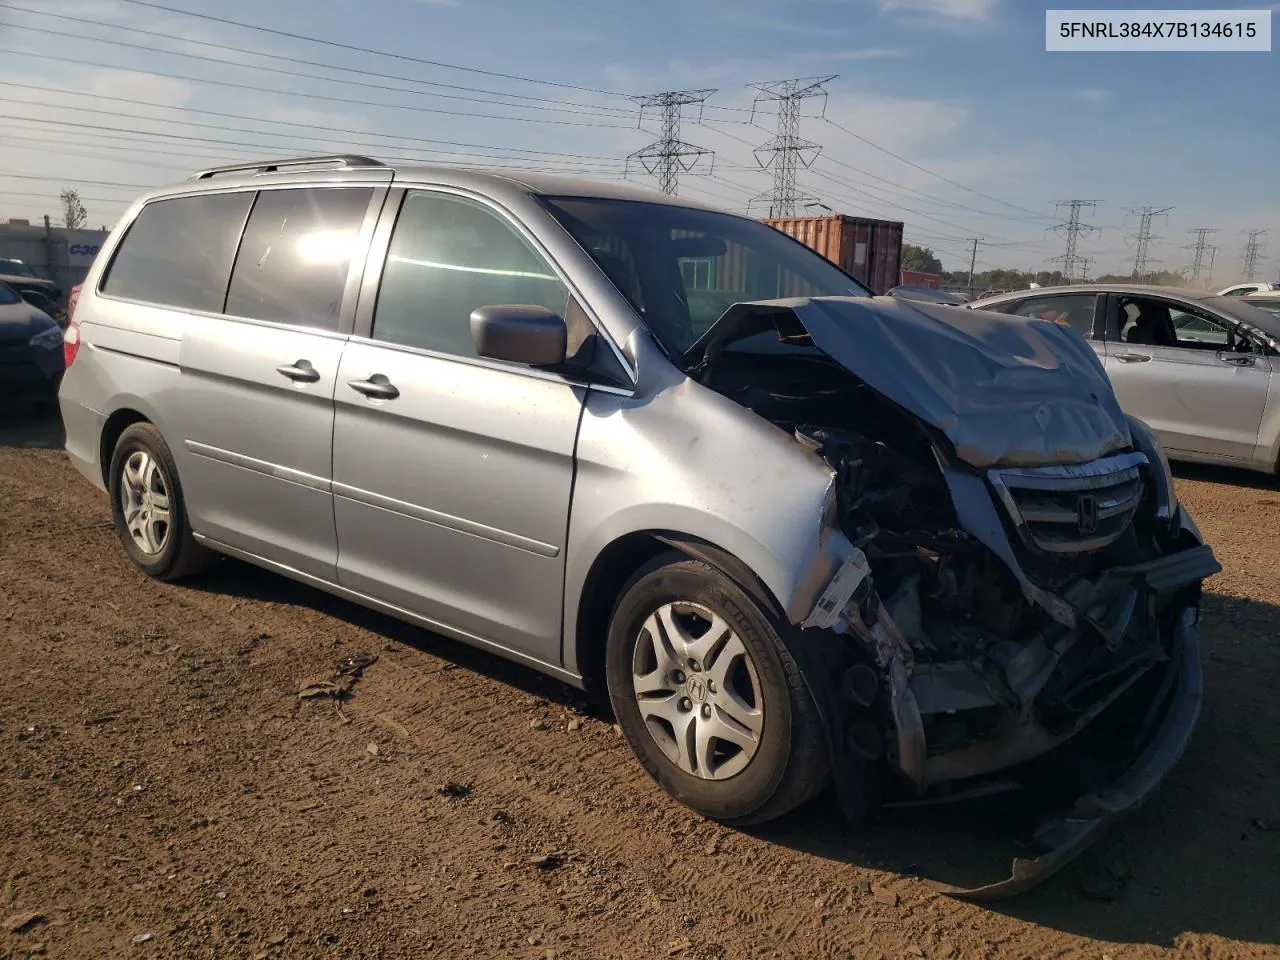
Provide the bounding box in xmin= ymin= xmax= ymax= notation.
xmin=189 ymin=155 xmax=386 ymax=181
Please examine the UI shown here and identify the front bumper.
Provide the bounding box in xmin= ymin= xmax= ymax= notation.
xmin=929 ymin=605 xmax=1202 ymax=899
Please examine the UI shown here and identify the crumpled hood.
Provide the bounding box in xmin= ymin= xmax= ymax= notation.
xmin=689 ymin=295 xmax=1132 ymax=470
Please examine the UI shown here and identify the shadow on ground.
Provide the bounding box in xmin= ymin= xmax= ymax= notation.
xmin=188 ymin=556 xmax=1280 ymax=951
xmin=1174 ymin=460 xmax=1279 ymax=491
xmin=0 ymin=404 xmax=64 ymax=450
xmin=189 ymin=558 xmax=594 ymax=712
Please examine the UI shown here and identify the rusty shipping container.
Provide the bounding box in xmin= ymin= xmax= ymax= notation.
xmin=765 ymin=215 xmax=904 ymax=295
xmin=899 ymin=269 xmax=942 ymax=289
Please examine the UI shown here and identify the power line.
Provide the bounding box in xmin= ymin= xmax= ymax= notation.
xmin=1 ymin=129 xmax=627 ymax=179
xmin=822 ymin=116 xmax=1053 ymax=221
xmin=1126 ymin=206 xmax=1172 ymax=281
xmin=1184 ymin=228 xmax=1217 ymax=286
xmin=696 ymin=116 xmax=1058 ymax=246
xmin=0 ymin=47 xmax=637 ymax=129
xmin=1242 ymin=229 xmax=1269 ymax=281
xmin=0 ymin=116 xmax=628 ymax=179
xmin=0 ymin=87 xmax=626 ymax=163
xmin=748 ymin=76 xmax=836 ymax=217
xmin=626 ymin=91 xmax=716 ymax=196
xmin=1049 ymin=200 xmax=1100 ymax=282
xmin=105 ymin=0 xmax=629 ymax=97
xmin=2 ymin=22 xmax=633 ymax=123
xmin=0 ymin=4 xmax=637 ymax=116
xmin=705 ymin=116 xmax=1051 ymax=227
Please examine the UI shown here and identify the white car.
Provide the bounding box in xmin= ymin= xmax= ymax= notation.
xmin=1217 ymin=281 xmax=1279 ymax=297
xmin=970 ymin=283 xmax=1280 ymax=475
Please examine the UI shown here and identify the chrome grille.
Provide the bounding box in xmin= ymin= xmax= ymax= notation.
xmin=988 ymin=451 xmax=1147 ymax=554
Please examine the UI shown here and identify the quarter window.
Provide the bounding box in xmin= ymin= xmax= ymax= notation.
xmin=372 ymin=191 xmax=569 ymax=359
xmin=225 ymin=187 xmax=373 ymax=331
xmin=101 ymin=192 xmax=253 ymax=312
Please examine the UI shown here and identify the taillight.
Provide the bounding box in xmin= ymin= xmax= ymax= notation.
xmin=67 ymin=284 xmax=82 ymax=321
xmin=63 ymin=321 xmax=81 ymax=368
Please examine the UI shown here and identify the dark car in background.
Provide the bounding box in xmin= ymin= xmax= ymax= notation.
xmin=0 ymin=280 xmax=65 ymax=409
xmin=0 ymin=258 xmax=63 ymax=316
xmin=885 ymin=284 xmax=969 ymax=305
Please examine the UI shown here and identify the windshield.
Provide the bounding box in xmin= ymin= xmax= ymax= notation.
xmin=541 ymin=196 xmax=871 ymax=354
xmin=0 ymin=259 xmax=37 ymax=278
xmin=0 ymin=282 xmax=19 ymax=305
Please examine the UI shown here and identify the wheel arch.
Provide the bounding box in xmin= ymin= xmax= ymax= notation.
xmin=99 ymin=406 xmax=152 ymax=487
xmin=570 ymin=529 xmax=787 ymax=702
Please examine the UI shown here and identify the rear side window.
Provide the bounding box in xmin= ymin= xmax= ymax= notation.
xmin=101 ymin=192 xmax=253 ymax=312
xmin=1008 ymin=293 xmax=1098 ymax=337
xmin=225 ymin=187 xmax=373 ymax=331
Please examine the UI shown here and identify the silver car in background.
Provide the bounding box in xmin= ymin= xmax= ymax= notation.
xmin=59 ymin=156 xmax=1218 ymax=898
xmin=970 ymin=284 xmax=1280 ymax=475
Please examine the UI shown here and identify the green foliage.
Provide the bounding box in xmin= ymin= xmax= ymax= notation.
xmin=901 ymin=243 xmax=944 ymax=275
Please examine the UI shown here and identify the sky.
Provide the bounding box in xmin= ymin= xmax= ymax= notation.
xmin=0 ymin=0 xmax=1276 ymax=279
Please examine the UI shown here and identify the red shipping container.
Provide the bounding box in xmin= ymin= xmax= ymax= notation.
xmin=899 ymin=269 xmax=941 ymax=289
xmin=765 ymin=215 xmax=904 ymax=295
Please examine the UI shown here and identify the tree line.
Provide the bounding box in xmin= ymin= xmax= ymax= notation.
xmin=902 ymin=243 xmax=1191 ymax=292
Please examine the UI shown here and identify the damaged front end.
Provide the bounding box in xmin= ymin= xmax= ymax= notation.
xmin=687 ymin=295 xmax=1221 ymax=898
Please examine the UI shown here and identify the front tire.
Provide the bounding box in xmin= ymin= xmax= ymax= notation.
xmin=108 ymin=422 xmax=215 ymax=580
xmin=605 ymin=553 xmax=828 ymax=825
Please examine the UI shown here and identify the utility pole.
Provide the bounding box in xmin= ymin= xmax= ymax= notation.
xmin=1126 ymin=205 xmax=1172 ymax=281
xmin=1241 ymin=229 xmax=1269 ymax=281
xmin=1079 ymin=256 xmax=1094 ymax=282
xmin=626 ymin=89 xmax=716 ymax=196
xmin=748 ymin=76 xmax=837 ymax=218
xmin=966 ymin=238 xmax=983 ymax=295
xmin=1049 ymin=200 xmax=1100 ymax=282
xmin=1206 ymin=245 xmax=1217 ymax=287
xmin=1184 ymin=227 xmax=1218 ymax=286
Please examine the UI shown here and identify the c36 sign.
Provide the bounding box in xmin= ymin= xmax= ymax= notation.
xmin=67 ymin=230 xmax=107 ymax=267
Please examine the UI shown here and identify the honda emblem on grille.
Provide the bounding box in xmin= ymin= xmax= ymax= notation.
xmin=1076 ymin=494 xmax=1099 ymax=535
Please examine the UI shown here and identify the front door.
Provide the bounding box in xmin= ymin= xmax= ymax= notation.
xmin=331 ymin=188 xmax=585 ymax=665
xmin=1101 ymin=293 xmax=1271 ymax=461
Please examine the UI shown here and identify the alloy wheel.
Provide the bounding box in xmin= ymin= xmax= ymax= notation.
xmin=631 ymin=601 xmax=764 ymax=780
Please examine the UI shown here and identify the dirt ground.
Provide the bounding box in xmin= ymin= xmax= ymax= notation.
xmin=1 ymin=408 xmax=1277 ymax=960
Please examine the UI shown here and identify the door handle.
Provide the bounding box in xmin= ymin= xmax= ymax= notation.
xmin=276 ymin=359 xmax=321 ymax=383
xmin=1114 ymin=353 xmax=1151 ymax=363
xmin=348 ymin=373 xmax=400 ymax=400
xmin=1218 ymin=353 xmax=1255 ymax=366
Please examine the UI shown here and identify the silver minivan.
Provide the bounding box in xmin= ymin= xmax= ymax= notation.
xmin=61 ymin=156 xmax=1219 ymax=897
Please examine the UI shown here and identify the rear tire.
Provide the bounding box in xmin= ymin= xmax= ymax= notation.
xmin=108 ymin=422 xmax=216 ymax=581
xmin=605 ymin=553 xmax=828 ymax=825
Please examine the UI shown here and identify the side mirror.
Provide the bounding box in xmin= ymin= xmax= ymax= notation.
xmin=470 ymin=304 xmax=567 ymax=367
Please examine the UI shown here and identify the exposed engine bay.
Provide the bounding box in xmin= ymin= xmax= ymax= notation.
xmin=685 ymin=295 xmax=1222 ymax=897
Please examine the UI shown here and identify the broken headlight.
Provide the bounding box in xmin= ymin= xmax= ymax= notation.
xmin=1126 ymin=415 xmax=1176 ymax=523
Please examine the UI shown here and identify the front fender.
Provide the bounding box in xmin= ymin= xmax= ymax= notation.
xmin=563 ymin=382 xmax=845 ymax=676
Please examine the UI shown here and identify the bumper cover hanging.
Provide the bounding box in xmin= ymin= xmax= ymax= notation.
xmin=928 ymin=606 xmax=1202 ymax=900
